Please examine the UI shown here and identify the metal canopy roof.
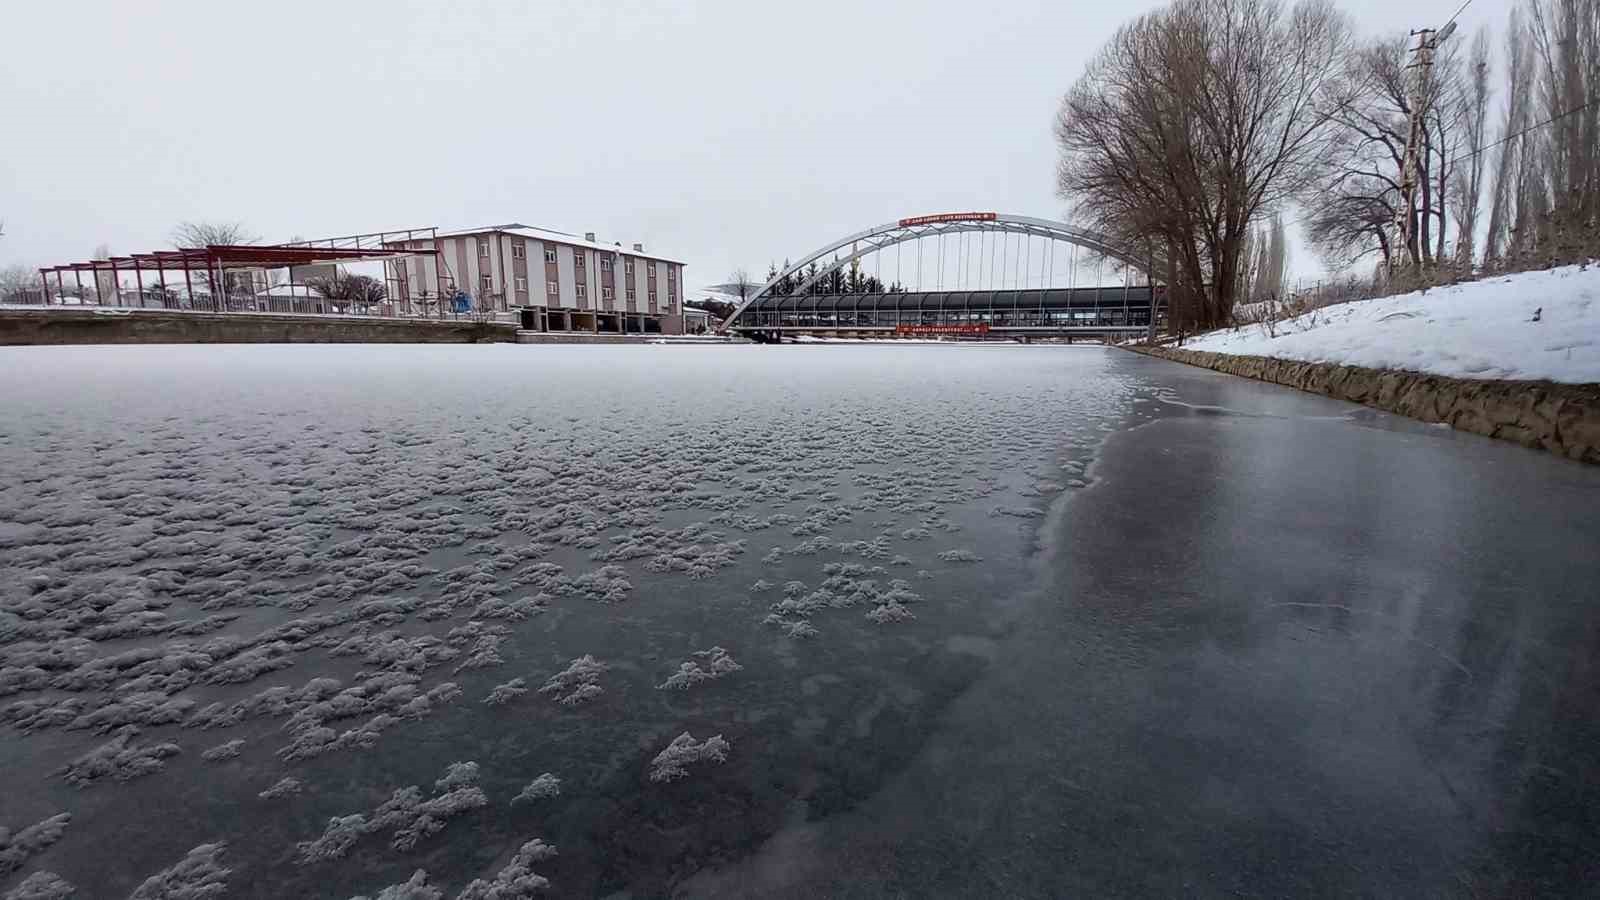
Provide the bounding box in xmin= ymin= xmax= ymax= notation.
xmin=40 ymin=243 xmax=435 ymax=275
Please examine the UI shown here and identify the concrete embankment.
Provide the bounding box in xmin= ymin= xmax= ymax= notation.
xmin=1129 ymin=345 xmax=1600 ymax=464
xmin=0 ymin=308 xmax=517 ymax=345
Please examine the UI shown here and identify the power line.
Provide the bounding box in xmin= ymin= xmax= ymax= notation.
xmin=1450 ymin=97 xmax=1600 ymax=167
xmin=1285 ymin=96 xmax=1600 ymax=232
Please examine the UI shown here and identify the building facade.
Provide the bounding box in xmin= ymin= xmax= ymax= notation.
xmin=385 ymin=223 xmax=685 ymax=334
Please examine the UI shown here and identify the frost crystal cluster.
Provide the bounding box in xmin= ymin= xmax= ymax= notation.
xmin=538 ymin=655 xmax=607 ymax=706
xmin=657 ymin=647 xmax=742 ymax=690
xmin=296 ymin=762 xmax=488 ymax=863
xmin=127 ymin=842 xmax=231 ymax=900
xmin=0 ymin=813 xmax=70 ymax=876
xmin=512 ymin=773 xmax=562 ymax=804
xmin=649 ymin=732 xmax=731 ymax=783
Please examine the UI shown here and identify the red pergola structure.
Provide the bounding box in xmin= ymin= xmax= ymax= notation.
xmin=36 ymin=227 xmax=444 ymax=315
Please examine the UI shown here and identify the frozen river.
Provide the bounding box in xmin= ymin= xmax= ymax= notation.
xmin=0 ymin=344 xmax=1143 ymax=898
xmin=6 ymin=343 xmax=1599 ymax=899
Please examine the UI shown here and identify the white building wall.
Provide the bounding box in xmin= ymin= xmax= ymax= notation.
xmin=532 ymin=241 xmax=550 ymax=308
xmin=557 ymin=246 xmax=576 ymax=308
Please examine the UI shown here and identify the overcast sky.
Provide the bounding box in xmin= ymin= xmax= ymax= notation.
xmin=2 ymin=0 xmax=1504 ymax=290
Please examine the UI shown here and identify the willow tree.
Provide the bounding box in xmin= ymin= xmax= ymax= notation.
xmin=1055 ymin=0 xmax=1351 ymax=331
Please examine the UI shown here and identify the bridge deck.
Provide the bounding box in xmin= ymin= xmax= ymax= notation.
xmin=729 ymin=287 xmax=1160 ymax=332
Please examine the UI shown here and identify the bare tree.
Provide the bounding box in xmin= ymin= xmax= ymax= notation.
xmin=1486 ymin=0 xmax=1600 ymax=270
xmin=1 ymin=264 xmax=39 ymax=303
xmin=727 ymin=268 xmax=758 ymax=305
xmin=307 ymin=272 xmax=386 ymax=313
xmin=171 ymin=221 xmax=259 ymax=248
xmin=1485 ymin=11 xmax=1534 ymax=266
xmin=1303 ymin=32 xmax=1469 ymax=274
xmin=171 ymin=221 xmax=259 ymax=303
xmin=1449 ymin=28 xmax=1494 ymax=269
xmin=1056 ymin=0 xmax=1353 ymax=331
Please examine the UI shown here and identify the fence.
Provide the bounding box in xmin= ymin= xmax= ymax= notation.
xmin=3 ymin=287 xmax=521 ymax=325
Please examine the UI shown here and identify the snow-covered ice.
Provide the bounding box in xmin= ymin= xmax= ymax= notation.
xmin=1185 ymin=264 xmax=1600 ymax=383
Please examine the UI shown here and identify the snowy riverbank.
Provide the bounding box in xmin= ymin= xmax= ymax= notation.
xmin=1186 ymin=264 xmax=1600 ymax=384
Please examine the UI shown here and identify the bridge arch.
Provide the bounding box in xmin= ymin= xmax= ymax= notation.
xmin=721 ymin=212 xmax=1153 ymax=331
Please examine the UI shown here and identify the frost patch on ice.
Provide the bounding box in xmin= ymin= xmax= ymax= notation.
xmin=349 ymin=869 xmax=440 ymax=900
xmin=865 ymin=602 xmax=917 ymax=625
xmin=657 ymin=647 xmax=742 ymax=690
xmin=538 ymin=655 xmax=607 ymax=707
xmin=277 ymin=678 xmax=462 ymax=762
xmin=649 ymin=732 xmax=731 ymax=783
xmin=937 ymin=549 xmax=983 ymax=563
xmin=2 ymin=870 xmax=74 ymax=900
xmin=482 ymin=678 xmax=528 ymax=706
xmin=353 ymin=837 xmax=556 ymax=899
xmin=258 ymin=776 xmax=303 ymax=799
xmin=762 ymin=615 xmax=819 ymax=639
xmin=199 ymin=738 xmax=244 ymax=762
xmin=0 ymin=813 xmax=70 ymax=876
xmin=457 ymin=838 xmax=557 ymax=898
xmin=296 ymin=762 xmax=488 ymax=863
xmin=128 ymin=842 xmax=230 ymax=900
xmin=512 ymin=773 xmax=561 ymax=804
xmin=58 ymin=726 xmax=180 ymax=787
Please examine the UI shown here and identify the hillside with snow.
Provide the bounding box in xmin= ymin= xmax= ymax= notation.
xmin=1185 ymin=264 xmax=1600 ymax=384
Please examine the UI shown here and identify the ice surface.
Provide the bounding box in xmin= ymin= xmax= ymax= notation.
xmin=0 ymin=344 xmax=1141 ymax=896
xmin=1185 ymin=263 xmax=1600 ymax=383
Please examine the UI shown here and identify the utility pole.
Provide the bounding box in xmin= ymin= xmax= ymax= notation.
xmin=1395 ymin=21 xmax=1457 ymax=275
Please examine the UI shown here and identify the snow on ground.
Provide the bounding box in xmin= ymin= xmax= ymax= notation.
xmin=1185 ymin=263 xmax=1600 ymax=384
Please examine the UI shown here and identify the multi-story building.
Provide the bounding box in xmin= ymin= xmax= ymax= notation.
xmin=384 ymin=223 xmax=685 ymax=334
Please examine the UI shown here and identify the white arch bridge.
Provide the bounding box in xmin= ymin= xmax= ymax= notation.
xmin=720 ymin=212 xmax=1165 ymax=340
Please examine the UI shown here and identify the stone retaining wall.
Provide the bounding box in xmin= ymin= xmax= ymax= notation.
xmin=0 ymin=309 xmax=517 ymax=345
xmin=1129 ymin=345 xmax=1600 ymax=464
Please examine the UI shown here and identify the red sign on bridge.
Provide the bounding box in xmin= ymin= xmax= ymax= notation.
xmin=897 ymin=212 xmax=998 ymax=228
xmin=894 ymin=324 xmax=991 ymax=336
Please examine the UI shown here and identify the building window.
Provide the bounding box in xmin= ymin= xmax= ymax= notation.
xmin=600 ymin=256 xmax=612 ymax=273
xmin=480 ymin=273 xmax=493 ymax=291
xmin=514 ymin=276 xmax=527 ymax=292
xmin=602 ymin=285 xmax=614 ymax=301
xmin=626 ymin=284 xmax=637 ymax=300
xmin=574 ymin=252 xmax=585 ymax=269
xmin=478 ymin=239 xmax=491 ymax=258
xmin=625 ymin=258 xmax=635 ymax=277
xmin=512 ymin=242 xmax=526 ymax=260
xmin=544 ymin=247 xmax=557 ymax=264
xmin=547 ymin=280 xmax=558 ymax=297
xmin=575 ymin=283 xmax=587 ymax=300
xmin=648 ymin=290 xmax=657 ymax=305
